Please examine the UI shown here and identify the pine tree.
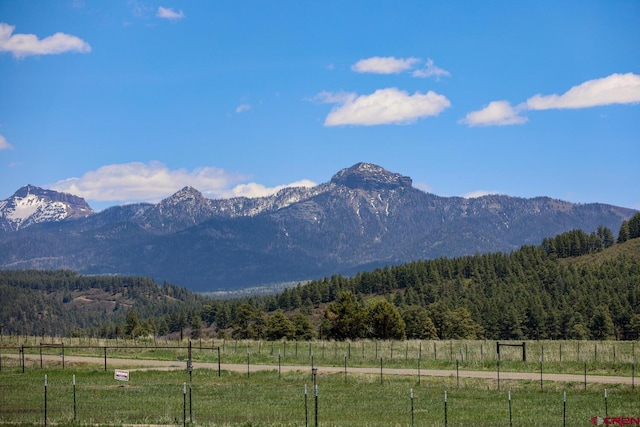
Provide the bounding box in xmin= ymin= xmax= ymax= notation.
xmin=618 ymin=220 xmax=630 ymax=243
xmin=589 ymin=306 xmax=615 ymax=340
xmin=402 ymin=306 xmax=438 ymax=339
xmin=293 ymin=312 xmax=316 ymax=340
xmin=324 ymin=292 xmax=367 ymax=340
xmin=158 ymin=318 xmax=169 ymax=336
xmin=265 ymin=310 xmax=295 ymax=340
xmin=191 ymin=315 xmax=203 ymax=339
xmin=125 ymin=310 xmax=139 ymax=338
xmin=597 ymin=226 xmax=615 ymax=248
xmin=367 ymin=298 xmax=406 ymax=339
xmin=629 ymin=213 xmax=640 ymax=239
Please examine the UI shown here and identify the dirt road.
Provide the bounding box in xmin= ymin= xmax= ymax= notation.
xmin=9 ymin=353 xmax=635 ymax=385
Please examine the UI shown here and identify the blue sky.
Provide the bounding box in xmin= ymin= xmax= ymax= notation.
xmin=1 ymin=0 xmax=639 ymax=211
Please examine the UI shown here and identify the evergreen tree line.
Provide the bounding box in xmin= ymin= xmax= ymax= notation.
xmin=2 ymin=213 xmax=639 ymax=342
xmin=199 ymin=214 xmax=640 ymax=341
xmin=541 ymin=226 xmax=615 ymax=257
xmin=617 ymin=213 xmax=640 ymax=243
xmin=541 ymin=215 xmax=640 ymax=258
xmin=0 ymin=270 xmax=206 ymax=336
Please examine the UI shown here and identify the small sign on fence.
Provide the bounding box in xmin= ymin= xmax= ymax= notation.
xmin=114 ymin=369 xmax=130 ymax=382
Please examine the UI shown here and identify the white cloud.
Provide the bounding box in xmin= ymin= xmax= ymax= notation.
xmin=225 ymin=179 xmax=317 ymax=199
xmin=0 ymin=23 xmax=91 ymax=59
xmin=413 ymin=182 xmax=433 ymax=194
xmin=235 ymin=103 xmax=251 ymax=113
xmin=462 ymin=73 xmax=640 ymax=127
xmin=319 ymin=87 xmax=451 ymax=126
xmin=51 ymin=161 xmax=245 ymax=203
xmin=50 ymin=161 xmax=317 ymax=204
xmin=412 ymin=58 xmax=451 ymax=80
xmin=459 ymin=100 xmax=528 ymax=127
xmin=157 ymin=6 xmax=185 ymax=20
xmin=351 ymin=56 xmax=449 ymax=80
xmin=351 ymin=56 xmax=420 ymax=74
xmin=526 ymin=73 xmax=640 ymax=110
xmin=313 ymin=91 xmax=355 ymax=104
xmin=462 ymin=190 xmax=500 ymax=199
xmin=0 ymin=135 xmax=13 ymax=150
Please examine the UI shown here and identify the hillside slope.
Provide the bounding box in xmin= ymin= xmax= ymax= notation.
xmin=2 ymin=235 xmax=639 ymax=340
xmin=0 ymin=270 xmax=205 ymax=336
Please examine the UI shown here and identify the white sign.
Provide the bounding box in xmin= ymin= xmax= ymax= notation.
xmin=114 ymin=370 xmax=130 ymax=382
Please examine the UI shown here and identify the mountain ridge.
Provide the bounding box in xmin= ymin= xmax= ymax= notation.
xmin=0 ymin=163 xmax=636 ymax=291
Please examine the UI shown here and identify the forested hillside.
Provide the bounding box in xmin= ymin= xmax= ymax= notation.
xmin=0 ymin=270 xmax=206 ymax=337
xmin=199 ymin=216 xmax=640 ymax=341
xmin=207 ymin=237 xmax=640 ymax=341
xmin=2 ymin=214 xmax=640 ymax=341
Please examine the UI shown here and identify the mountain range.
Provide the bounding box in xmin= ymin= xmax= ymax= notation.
xmin=0 ymin=163 xmax=636 ymax=292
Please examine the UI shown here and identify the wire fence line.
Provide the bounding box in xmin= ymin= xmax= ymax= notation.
xmin=0 ymin=339 xmax=635 ymax=389
xmin=1 ymin=338 xmax=639 ymax=426
xmin=1 ymin=363 xmax=637 ymax=426
xmin=2 ymin=337 xmax=638 ymax=363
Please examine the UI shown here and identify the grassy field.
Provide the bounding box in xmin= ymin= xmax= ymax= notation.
xmin=3 ymin=337 xmax=638 ymax=377
xmin=1 ymin=362 xmax=638 ymax=427
xmin=1 ymin=338 xmax=640 ymax=425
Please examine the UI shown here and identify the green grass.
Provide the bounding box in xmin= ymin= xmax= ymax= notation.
xmin=0 ymin=365 xmax=638 ymax=426
xmin=3 ymin=338 xmax=639 ymax=377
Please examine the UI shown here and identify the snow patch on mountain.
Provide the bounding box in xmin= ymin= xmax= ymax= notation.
xmin=0 ymin=185 xmax=94 ymax=231
xmin=5 ymin=194 xmax=42 ymax=222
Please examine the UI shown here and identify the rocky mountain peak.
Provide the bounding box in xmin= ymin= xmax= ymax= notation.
xmin=14 ymin=184 xmax=82 ymax=202
xmin=14 ymin=184 xmax=38 ymax=198
xmin=0 ymin=185 xmax=94 ymax=231
xmin=162 ymin=186 xmax=206 ymax=205
xmin=143 ymin=186 xmax=215 ymax=232
xmin=330 ymin=162 xmax=413 ymax=190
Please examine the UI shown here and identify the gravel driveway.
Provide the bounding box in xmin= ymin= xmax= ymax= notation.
xmin=10 ymin=353 xmax=634 ymax=385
